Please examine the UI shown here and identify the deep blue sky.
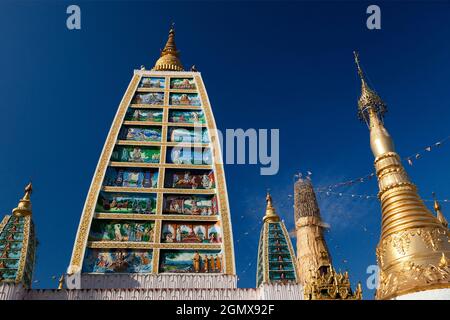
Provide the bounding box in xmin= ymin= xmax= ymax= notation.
xmin=1 ymin=1 xmax=450 ymax=299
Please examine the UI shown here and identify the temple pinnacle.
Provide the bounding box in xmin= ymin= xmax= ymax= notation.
xmin=12 ymin=182 xmax=33 ymax=217
xmin=152 ymin=24 xmax=184 ymax=71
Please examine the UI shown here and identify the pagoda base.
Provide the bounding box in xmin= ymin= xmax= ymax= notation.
xmin=1 ymin=282 xmax=303 ymax=300
xmin=393 ymin=288 xmax=450 ymax=300
xmin=79 ymin=274 xmax=237 ymax=289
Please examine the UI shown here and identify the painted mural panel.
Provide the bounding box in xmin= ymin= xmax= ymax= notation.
xmin=96 ymin=192 xmax=156 ymax=214
xmin=132 ymin=92 xmax=164 ymax=105
xmin=89 ymin=220 xmax=155 ymax=242
xmin=111 ymin=146 xmax=160 ymax=163
xmin=159 ymin=250 xmax=223 ymax=273
xmin=167 ymin=147 xmax=211 ymax=165
xmin=268 ymin=253 xmax=292 ymax=263
xmin=0 ymin=245 xmax=21 ymax=259
xmin=161 ymin=221 xmax=221 ymax=244
xmin=0 ymin=268 xmax=17 ymax=280
xmin=170 ymin=78 xmax=196 ymax=90
xmin=169 ymin=93 xmax=201 ymax=106
xmin=269 ymin=261 xmax=295 ymax=271
xmin=164 ymin=169 xmax=215 ymax=189
xmin=269 ymin=271 xmax=296 ymax=282
xmin=0 ymin=217 xmax=26 ymax=281
xmin=0 ymin=231 xmax=23 ymax=242
xmin=163 ymin=194 xmax=218 ymax=216
xmin=168 ymin=110 xmax=205 ymax=124
xmin=0 ymin=241 xmax=22 ymax=252
xmin=125 ymin=109 xmax=163 ymax=122
xmin=138 ymin=77 xmax=165 ymax=89
xmin=168 ymin=127 xmax=209 ymax=143
xmin=120 ymin=126 xmax=162 ymax=142
xmin=82 ymin=249 xmax=153 ymax=273
xmin=104 ymin=167 xmax=158 ymax=188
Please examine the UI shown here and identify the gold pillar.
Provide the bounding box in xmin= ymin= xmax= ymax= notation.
xmin=354 ymin=52 xmax=450 ymax=299
xmin=294 ymin=178 xmax=332 ymax=286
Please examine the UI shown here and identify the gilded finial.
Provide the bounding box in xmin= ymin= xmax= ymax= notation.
xmin=353 ymin=51 xmax=386 ymax=121
xmin=12 ymin=182 xmax=33 ymax=217
xmin=433 ymin=192 xmax=448 ymax=228
xmin=57 ymin=274 xmax=65 ymax=290
xmin=355 ymin=282 xmax=363 ymax=299
xmin=263 ymin=192 xmax=280 ymax=223
xmin=439 ymin=253 xmax=448 ymax=268
xmin=152 ymin=23 xmax=184 ymax=71
xmin=353 ymin=51 xmax=365 ymax=84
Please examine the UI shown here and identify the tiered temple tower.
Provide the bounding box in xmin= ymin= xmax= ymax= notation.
xmin=295 ymin=177 xmax=362 ymax=300
xmin=0 ymin=183 xmax=37 ymax=289
xmin=256 ymin=193 xmax=299 ymax=287
xmin=68 ymin=26 xmax=236 ymax=289
xmin=354 ymin=52 xmax=450 ymax=299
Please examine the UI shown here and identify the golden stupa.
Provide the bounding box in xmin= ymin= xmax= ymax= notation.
xmin=152 ymin=24 xmax=184 ymax=71
xmin=354 ymin=52 xmax=450 ymax=299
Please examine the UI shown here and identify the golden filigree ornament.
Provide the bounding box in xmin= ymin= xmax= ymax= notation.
xmin=354 ymin=52 xmax=450 ymax=299
xmin=303 ymin=265 xmax=362 ymax=300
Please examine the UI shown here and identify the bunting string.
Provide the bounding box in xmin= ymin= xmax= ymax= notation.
xmin=316 ymin=189 xmax=450 ymax=203
xmin=315 ymin=134 xmax=450 ymax=192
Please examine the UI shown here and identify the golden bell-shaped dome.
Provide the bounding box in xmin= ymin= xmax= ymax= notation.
xmin=152 ymin=25 xmax=184 ymax=72
xmin=12 ymin=182 xmax=33 ymax=217
xmin=263 ymin=192 xmax=280 ymax=223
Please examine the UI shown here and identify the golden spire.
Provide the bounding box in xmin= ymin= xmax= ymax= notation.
xmin=152 ymin=24 xmax=184 ymax=72
xmin=12 ymin=182 xmax=33 ymax=217
xmin=433 ymin=192 xmax=448 ymax=228
xmin=355 ymin=53 xmax=450 ymax=299
xmin=263 ymin=192 xmax=280 ymax=223
xmin=353 ymin=51 xmax=386 ymax=122
xmin=57 ymin=274 xmax=65 ymax=290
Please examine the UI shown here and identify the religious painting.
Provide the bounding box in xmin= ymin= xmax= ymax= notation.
xmin=2 ymin=222 xmax=24 ymax=234
xmin=89 ymin=220 xmax=155 ymax=242
xmin=82 ymin=249 xmax=153 ymax=273
xmin=0 ymin=269 xmax=18 ymax=280
xmin=0 ymin=231 xmax=23 ymax=242
xmin=132 ymin=92 xmax=164 ymax=105
xmin=268 ymin=237 xmax=287 ymax=247
xmin=0 ymin=241 xmax=22 ymax=252
xmin=169 ymin=93 xmax=201 ymax=106
xmin=165 ymin=169 xmax=215 ymax=189
xmin=269 ymin=253 xmax=292 ymax=263
xmin=268 ymin=244 xmax=290 ymax=254
xmin=269 ymin=270 xmax=296 ymax=282
xmin=96 ymin=192 xmax=156 ymax=214
xmin=168 ymin=127 xmax=209 ymax=143
xmin=168 ymin=110 xmax=205 ymax=124
xmin=159 ymin=250 xmax=223 ymax=274
xmin=162 ymin=194 xmax=218 ymax=216
xmin=167 ymin=147 xmax=212 ymax=165
xmin=138 ymin=77 xmax=165 ymax=89
xmin=0 ymin=246 xmax=21 ymax=260
xmin=269 ymin=261 xmax=295 ymax=272
xmin=170 ymin=78 xmax=196 ymax=90
xmin=103 ymin=168 xmax=158 ymax=188
xmin=120 ymin=126 xmax=161 ymax=142
xmin=161 ymin=221 xmax=222 ymax=244
xmin=111 ymin=146 xmax=160 ymax=163
xmin=125 ymin=109 xmax=163 ymax=122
